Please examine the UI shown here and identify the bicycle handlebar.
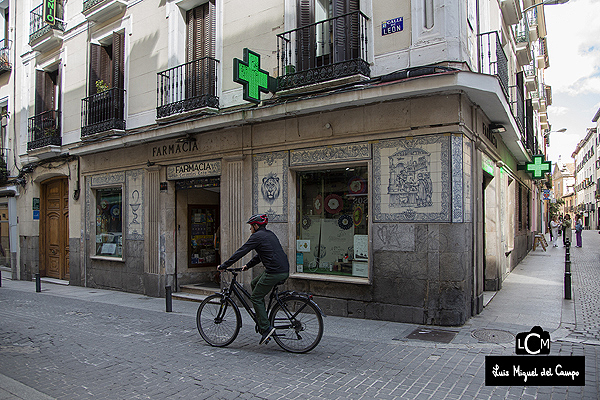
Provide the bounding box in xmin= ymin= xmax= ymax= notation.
xmin=217 ymin=266 xmax=243 ymax=272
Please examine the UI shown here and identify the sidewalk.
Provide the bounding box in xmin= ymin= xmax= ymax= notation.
xmin=0 ymin=231 xmax=596 ymax=399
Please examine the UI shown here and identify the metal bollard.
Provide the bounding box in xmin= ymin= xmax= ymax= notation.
xmin=35 ymin=273 xmax=41 ymax=293
xmin=0 ymin=269 xmax=2 ymax=287
xmin=564 ymin=238 xmax=571 ymax=299
xmin=564 ymin=272 xmax=572 ymax=300
xmin=165 ymin=286 xmax=172 ymax=312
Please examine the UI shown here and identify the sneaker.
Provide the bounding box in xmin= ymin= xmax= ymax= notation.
xmin=259 ymin=326 xmax=276 ymax=345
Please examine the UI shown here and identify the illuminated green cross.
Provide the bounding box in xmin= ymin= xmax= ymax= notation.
xmin=526 ymin=155 xmax=551 ymax=179
xmin=233 ymin=48 xmax=277 ymax=104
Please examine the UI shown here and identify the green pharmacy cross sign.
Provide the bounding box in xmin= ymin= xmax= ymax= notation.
xmin=525 ymin=155 xmax=552 ymax=179
xmin=233 ymin=48 xmax=277 ymax=104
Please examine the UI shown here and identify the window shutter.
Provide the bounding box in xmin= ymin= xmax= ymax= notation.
xmin=333 ymin=0 xmax=359 ymax=62
xmin=99 ymin=44 xmax=112 ymax=87
xmin=297 ymin=0 xmax=315 ymax=71
xmin=35 ymin=70 xmax=45 ymax=116
xmin=90 ymin=43 xmax=102 ymax=95
xmin=186 ymin=3 xmax=215 ymax=98
xmin=112 ymin=31 xmax=125 ymax=90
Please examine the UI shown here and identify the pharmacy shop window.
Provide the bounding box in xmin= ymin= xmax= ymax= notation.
xmin=95 ymin=187 xmax=123 ymax=258
xmin=296 ymin=166 xmax=369 ymax=279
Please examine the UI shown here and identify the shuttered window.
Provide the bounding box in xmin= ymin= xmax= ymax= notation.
xmin=89 ymin=31 xmax=125 ymax=95
xmin=185 ymin=2 xmax=216 ymax=99
xmin=35 ymin=69 xmax=59 ymax=116
xmin=297 ymin=0 xmax=359 ymax=70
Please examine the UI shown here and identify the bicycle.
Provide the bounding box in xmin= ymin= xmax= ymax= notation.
xmin=196 ymin=267 xmax=325 ymax=353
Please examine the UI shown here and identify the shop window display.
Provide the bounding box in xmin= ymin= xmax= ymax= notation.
xmin=296 ymin=166 xmax=368 ymax=277
xmin=95 ymin=188 xmax=123 ymax=257
xmin=189 ymin=206 xmax=219 ymax=267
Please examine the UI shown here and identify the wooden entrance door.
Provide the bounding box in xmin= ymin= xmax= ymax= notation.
xmin=41 ymin=178 xmax=69 ymax=280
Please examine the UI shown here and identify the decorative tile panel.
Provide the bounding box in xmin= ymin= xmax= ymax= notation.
xmin=463 ymin=137 xmax=472 ymax=223
xmin=253 ymin=152 xmax=288 ymax=222
xmin=373 ymin=136 xmax=451 ymax=222
xmin=451 ymin=134 xmax=463 ymax=223
xmin=91 ymin=172 xmax=125 ymax=186
xmin=126 ymin=170 xmax=144 ymax=240
xmin=290 ymin=143 xmax=371 ymax=166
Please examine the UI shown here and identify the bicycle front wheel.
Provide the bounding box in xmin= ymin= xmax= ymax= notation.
xmin=196 ymin=293 xmax=241 ymax=347
xmin=270 ymin=296 xmax=323 ymax=353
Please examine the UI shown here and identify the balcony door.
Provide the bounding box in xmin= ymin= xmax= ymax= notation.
xmin=33 ymin=68 xmax=60 ymax=143
xmin=88 ymin=31 xmax=125 ymax=128
xmin=186 ymin=2 xmax=215 ymax=100
xmin=297 ymin=0 xmax=359 ymax=71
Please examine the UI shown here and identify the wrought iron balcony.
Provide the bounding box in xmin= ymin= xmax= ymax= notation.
xmin=81 ymin=88 xmax=126 ymax=137
xmin=478 ymin=31 xmax=526 ymax=137
xmin=83 ymin=0 xmax=127 ymax=23
xmin=157 ymin=57 xmax=219 ymax=119
xmin=29 ymin=3 xmax=65 ymax=52
xmin=478 ymin=31 xmax=509 ymax=99
xmin=0 ymin=40 xmax=11 ymax=75
xmin=28 ymin=110 xmax=62 ymax=151
xmin=0 ymin=148 xmax=9 ymax=185
xmin=276 ymin=11 xmax=370 ymax=91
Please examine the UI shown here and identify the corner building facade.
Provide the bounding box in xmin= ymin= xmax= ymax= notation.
xmin=8 ymin=0 xmax=554 ymax=326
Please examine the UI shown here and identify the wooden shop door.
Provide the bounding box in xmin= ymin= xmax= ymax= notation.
xmin=41 ymin=178 xmax=69 ymax=280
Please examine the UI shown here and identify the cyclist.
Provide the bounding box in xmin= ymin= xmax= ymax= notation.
xmin=217 ymin=214 xmax=290 ymax=344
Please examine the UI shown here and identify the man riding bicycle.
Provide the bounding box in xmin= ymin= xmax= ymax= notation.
xmin=217 ymin=214 xmax=290 ymax=345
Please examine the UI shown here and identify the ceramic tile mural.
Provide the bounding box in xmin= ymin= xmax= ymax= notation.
xmin=253 ymin=152 xmax=288 ymax=222
xmin=451 ymin=134 xmax=463 ymax=223
xmin=373 ymin=136 xmax=451 ymax=222
xmin=126 ymin=170 xmax=144 ymax=240
xmin=463 ymin=136 xmax=472 ymax=222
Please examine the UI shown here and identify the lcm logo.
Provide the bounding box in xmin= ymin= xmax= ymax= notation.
xmin=515 ymin=326 xmax=551 ymax=355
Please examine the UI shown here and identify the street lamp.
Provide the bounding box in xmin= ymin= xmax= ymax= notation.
xmin=544 ymin=128 xmax=566 ymax=147
xmin=523 ymin=0 xmax=570 ymax=14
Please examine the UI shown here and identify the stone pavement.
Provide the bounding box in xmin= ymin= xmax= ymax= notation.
xmin=0 ymin=230 xmax=598 ymax=399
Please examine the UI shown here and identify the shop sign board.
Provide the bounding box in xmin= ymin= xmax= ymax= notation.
xmin=43 ymin=0 xmax=57 ymax=26
xmin=167 ymin=160 xmax=221 ymax=180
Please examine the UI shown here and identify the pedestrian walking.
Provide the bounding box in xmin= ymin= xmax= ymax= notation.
xmin=548 ymin=217 xmax=553 ymax=243
xmin=575 ymin=214 xmax=583 ymax=247
xmin=550 ymin=215 xmax=561 ymax=247
xmin=562 ymin=214 xmax=572 ymax=247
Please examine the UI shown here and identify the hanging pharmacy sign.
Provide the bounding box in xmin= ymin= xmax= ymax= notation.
xmin=522 ymin=155 xmax=552 ymax=179
xmin=43 ymin=0 xmax=57 ymax=26
xmin=233 ymin=48 xmax=277 ymax=104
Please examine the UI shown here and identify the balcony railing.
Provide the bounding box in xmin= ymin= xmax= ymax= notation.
xmin=0 ymin=40 xmax=11 ymax=74
xmin=29 ymin=3 xmax=65 ymax=43
xmin=81 ymin=88 xmax=126 ymax=137
xmin=478 ymin=31 xmax=509 ymax=99
xmin=28 ymin=110 xmax=62 ymax=151
xmin=509 ymin=84 xmax=525 ymax=136
xmin=0 ymin=148 xmax=9 ymax=184
xmin=156 ymin=57 xmax=219 ymax=119
xmin=277 ymin=11 xmax=370 ymax=91
xmin=514 ymin=19 xmax=530 ymax=44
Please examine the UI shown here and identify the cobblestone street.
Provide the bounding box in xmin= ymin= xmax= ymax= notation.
xmin=0 ymin=231 xmax=599 ymax=399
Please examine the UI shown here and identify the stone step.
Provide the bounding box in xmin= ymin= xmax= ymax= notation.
xmin=179 ymin=283 xmax=221 ymax=296
xmin=172 ymin=292 xmax=208 ymax=303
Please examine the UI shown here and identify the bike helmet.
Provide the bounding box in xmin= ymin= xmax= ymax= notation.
xmin=247 ymin=214 xmax=268 ymax=226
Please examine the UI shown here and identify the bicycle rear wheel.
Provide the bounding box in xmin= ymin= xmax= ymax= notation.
xmin=270 ymin=296 xmax=323 ymax=353
xmin=196 ymin=293 xmax=241 ymax=347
